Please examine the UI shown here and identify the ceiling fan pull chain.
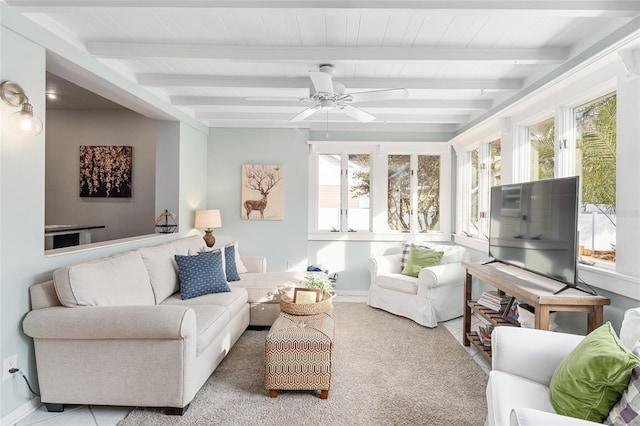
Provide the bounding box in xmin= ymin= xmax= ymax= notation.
xmin=326 ymin=109 xmax=329 ymax=138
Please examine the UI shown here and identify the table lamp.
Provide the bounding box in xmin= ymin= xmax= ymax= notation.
xmin=194 ymin=209 xmax=222 ymax=248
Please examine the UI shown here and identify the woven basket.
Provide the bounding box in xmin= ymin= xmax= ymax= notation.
xmin=278 ymin=288 xmax=335 ymax=316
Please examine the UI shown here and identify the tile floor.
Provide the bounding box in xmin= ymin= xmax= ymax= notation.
xmin=13 ymin=296 xmax=490 ymax=425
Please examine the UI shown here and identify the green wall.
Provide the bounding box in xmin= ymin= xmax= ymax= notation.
xmin=207 ymin=128 xmax=310 ymax=272
xmin=0 ymin=9 xmax=210 ymax=419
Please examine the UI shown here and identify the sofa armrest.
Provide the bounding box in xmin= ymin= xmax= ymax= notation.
xmin=510 ymin=408 xmax=602 ymax=426
xmin=417 ymin=262 xmax=465 ymax=288
xmin=492 ymin=326 xmax=584 ymax=386
xmin=241 ymin=256 xmax=266 ymax=273
xmin=368 ymin=254 xmax=402 ymax=276
xmin=23 ymin=305 xmax=196 ymax=340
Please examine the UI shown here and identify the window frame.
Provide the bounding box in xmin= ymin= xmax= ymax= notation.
xmin=309 ymin=141 xmax=451 ymax=241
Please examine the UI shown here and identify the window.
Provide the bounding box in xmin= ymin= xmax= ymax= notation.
xmin=387 ymin=154 xmax=441 ymax=233
xmin=310 ymin=142 xmax=450 ymax=239
xmin=317 ymin=153 xmax=371 ymax=232
xmin=490 ymin=139 xmax=501 ymax=187
xmin=317 ymin=154 xmax=341 ymax=231
xmin=462 ymin=149 xmax=479 ymax=237
xmin=575 ymin=93 xmax=617 ymax=263
xmin=388 ymin=155 xmax=411 ymax=232
xmin=347 ymin=154 xmax=371 ymax=231
xmin=458 ymin=139 xmax=500 ymax=241
xmin=529 ymin=117 xmax=555 ymax=180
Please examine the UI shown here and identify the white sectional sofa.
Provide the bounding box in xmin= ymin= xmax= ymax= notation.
xmin=22 ymin=235 xmax=307 ymax=414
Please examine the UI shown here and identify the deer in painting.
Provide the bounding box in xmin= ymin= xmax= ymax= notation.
xmin=243 ymin=165 xmax=282 ymax=219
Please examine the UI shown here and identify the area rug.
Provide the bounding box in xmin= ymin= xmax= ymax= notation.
xmin=118 ymin=303 xmax=488 ymax=425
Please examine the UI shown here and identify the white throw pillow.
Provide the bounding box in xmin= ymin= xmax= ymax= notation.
xmin=620 ymin=308 xmax=640 ymax=351
xmin=226 ymin=240 xmax=248 ymax=274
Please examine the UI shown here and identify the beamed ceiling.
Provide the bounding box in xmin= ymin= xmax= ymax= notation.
xmin=7 ymin=1 xmax=640 ymax=133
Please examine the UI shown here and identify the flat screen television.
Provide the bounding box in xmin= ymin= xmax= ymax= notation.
xmin=488 ymin=176 xmax=592 ymax=294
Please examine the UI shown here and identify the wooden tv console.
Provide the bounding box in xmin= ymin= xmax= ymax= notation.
xmin=462 ymin=261 xmax=610 ymax=361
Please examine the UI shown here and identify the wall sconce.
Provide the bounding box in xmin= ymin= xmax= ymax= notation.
xmin=194 ymin=209 xmax=222 ymax=248
xmin=1 ymin=81 xmax=43 ymax=136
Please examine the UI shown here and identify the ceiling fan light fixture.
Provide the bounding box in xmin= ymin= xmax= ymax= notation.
xmin=320 ymin=99 xmax=334 ymax=110
xmin=288 ymin=64 xmax=408 ymax=123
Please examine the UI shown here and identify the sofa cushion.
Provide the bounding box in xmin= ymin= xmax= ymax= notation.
xmin=170 ymin=235 xmax=206 ymax=256
xmin=401 ymin=245 xmax=443 ymax=278
xmin=549 ymin=322 xmax=640 ymax=423
xmin=53 ymin=251 xmax=155 ymax=307
xmin=175 ymin=250 xmax=231 ymax=300
xmin=137 ymin=243 xmax=180 ymax=304
xmin=228 ymin=271 xmax=307 ymax=303
xmin=162 ymin=287 xmax=248 ymax=320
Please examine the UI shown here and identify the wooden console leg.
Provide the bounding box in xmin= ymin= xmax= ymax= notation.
xmin=320 ymin=390 xmax=329 ymax=399
xmin=269 ymin=390 xmax=278 ymax=398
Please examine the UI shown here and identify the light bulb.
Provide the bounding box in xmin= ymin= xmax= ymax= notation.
xmin=8 ymin=102 xmax=43 ymax=136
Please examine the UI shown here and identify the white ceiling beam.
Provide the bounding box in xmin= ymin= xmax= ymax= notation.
xmin=171 ymin=96 xmax=492 ymax=110
xmin=141 ymin=75 xmax=523 ymax=91
xmin=193 ymin=111 xmax=470 ymax=123
xmin=89 ymin=43 xmax=569 ymax=64
xmin=205 ymin=120 xmax=458 ymax=133
xmin=9 ymin=1 xmax=640 ymax=17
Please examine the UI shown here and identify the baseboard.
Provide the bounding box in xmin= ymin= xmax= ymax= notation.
xmin=2 ymin=397 xmax=41 ymax=426
xmin=335 ymin=290 xmax=368 ymax=297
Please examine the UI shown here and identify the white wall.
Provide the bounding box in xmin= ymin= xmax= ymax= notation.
xmin=45 ymin=110 xmax=157 ymax=242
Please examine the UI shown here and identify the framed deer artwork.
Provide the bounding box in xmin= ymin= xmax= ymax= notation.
xmin=241 ymin=164 xmax=284 ymax=220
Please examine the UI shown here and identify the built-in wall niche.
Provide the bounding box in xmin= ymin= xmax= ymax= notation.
xmin=44 ymin=72 xmax=179 ymax=250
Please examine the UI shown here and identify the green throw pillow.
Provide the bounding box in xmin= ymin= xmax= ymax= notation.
xmin=549 ymin=322 xmax=640 ymax=423
xmin=400 ymin=244 xmax=443 ymax=278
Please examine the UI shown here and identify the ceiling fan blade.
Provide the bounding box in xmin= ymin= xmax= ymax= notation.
xmin=347 ymin=88 xmax=409 ymax=103
xmin=289 ymin=105 xmax=321 ymax=122
xmin=309 ymin=71 xmax=334 ymax=94
xmin=340 ymin=105 xmax=376 ymax=122
xmin=245 ymin=97 xmax=313 ymax=102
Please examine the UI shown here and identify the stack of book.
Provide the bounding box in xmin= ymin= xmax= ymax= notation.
xmin=476 ymin=324 xmax=494 ymax=346
xmin=477 ymin=290 xmax=511 ymax=312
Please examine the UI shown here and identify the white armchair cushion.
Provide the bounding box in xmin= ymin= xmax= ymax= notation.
xmin=510 ymin=408 xmax=603 ymax=426
xmin=487 ymin=371 xmax=555 ymax=426
xmin=376 ymin=273 xmax=418 ymax=294
xmin=492 ymin=326 xmax=584 ymax=386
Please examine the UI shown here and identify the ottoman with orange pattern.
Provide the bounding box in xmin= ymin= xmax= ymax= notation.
xmin=264 ymin=312 xmax=334 ymax=399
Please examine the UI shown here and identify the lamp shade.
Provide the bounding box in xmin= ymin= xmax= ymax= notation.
xmin=194 ymin=209 xmax=222 ymax=229
xmin=8 ymin=102 xmax=43 ymax=135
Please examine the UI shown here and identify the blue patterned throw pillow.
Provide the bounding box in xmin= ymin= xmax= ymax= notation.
xmin=175 ymin=250 xmax=230 ymax=300
xmin=224 ymin=244 xmax=241 ymax=282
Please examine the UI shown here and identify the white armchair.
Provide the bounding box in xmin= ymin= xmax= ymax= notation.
xmin=487 ymin=307 xmax=640 ymax=426
xmin=367 ymin=243 xmax=468 ymax=327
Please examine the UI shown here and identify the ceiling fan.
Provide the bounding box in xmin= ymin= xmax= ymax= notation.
xmin=251 ymin=64 xmax=408 ymax=123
